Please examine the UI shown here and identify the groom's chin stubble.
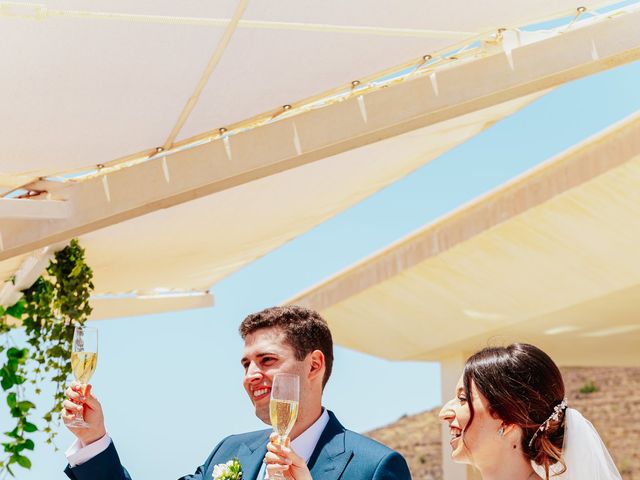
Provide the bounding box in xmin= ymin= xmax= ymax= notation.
xmin=255 ymin=404 xmax=271 ymax=425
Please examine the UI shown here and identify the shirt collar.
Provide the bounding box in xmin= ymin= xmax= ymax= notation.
xmin=290 ymin=408 xmax=330 ymax=462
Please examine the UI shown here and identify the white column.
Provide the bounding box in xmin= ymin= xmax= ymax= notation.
xmin=440 ymin=353 xmax=481 ymax=480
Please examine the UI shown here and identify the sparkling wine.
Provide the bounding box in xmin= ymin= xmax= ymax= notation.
xmin=71 ymin=351 xmax=98 ymax=384
xmin=269 ymin=399 xmax=299 ymax=439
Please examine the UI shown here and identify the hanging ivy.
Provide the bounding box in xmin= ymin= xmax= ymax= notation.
xmin=0 ymin=239 xmax=94 ymax=477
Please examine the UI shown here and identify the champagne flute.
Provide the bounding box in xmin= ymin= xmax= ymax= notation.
xmin=68 ymin=326 xmax=98 ymax=428
xmin=269 ymin=373 xmax=300 ymax=479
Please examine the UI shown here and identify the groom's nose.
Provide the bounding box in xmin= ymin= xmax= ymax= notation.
xmin=244 ymin=362 xmax=263 ymax=383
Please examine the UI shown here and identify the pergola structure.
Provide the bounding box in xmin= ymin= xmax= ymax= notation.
xmin=2 ymin=2 xmax=640 ymax=478
xmin=287 ymin=110 xmax=640 ymax=479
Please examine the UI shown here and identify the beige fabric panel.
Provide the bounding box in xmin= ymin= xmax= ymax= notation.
xmin=0 ymin=0 xmax=616 ymax=185
xmin=290 ymin=118 xmax=640 ymax=365
xmin=73 ymin=94 xmax=539 ymax=296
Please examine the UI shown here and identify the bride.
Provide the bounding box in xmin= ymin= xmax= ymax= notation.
xmin=266 ymin=342 xmax=622 ymax=479
xmin=438 ymin=343 xmax=622 ymax=480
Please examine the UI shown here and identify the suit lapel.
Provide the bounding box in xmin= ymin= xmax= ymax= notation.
xmin=308 ymin=412 xmax=353 ymax=480
xmin=236 ymin=431 xmax=269 ymax=480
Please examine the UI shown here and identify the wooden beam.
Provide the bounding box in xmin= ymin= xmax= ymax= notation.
xmin=0 ymin=247 xmax=53 ymax=308
xmin=0 ymin=198 xmax=72 ymax=219
xmin=88 ymin=292 xmax=214 ymax=320
xmin=2 ymin=9 xmax=640 ymax=261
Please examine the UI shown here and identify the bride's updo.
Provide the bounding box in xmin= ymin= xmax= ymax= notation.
xmin=463 ymin=343 xmax=567 ymax=478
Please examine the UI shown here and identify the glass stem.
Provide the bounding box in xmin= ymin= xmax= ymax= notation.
xmin=271 ymin=435 xmax=287 ymax=479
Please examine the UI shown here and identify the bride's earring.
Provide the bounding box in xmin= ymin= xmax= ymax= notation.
xmin=497 ymin=426 xmax=505 ymax=437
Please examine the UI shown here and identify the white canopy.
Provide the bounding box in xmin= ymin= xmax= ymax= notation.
xmin=0 ymin=0 xmax=631 ymax=183
xmin=287 ymin=111 xmax=640 ymax=367
xmin=2 ymin=0 xmax=640 ymax=319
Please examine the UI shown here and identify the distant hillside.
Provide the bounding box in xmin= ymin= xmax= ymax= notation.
xmin=366 ymin=367 xmax=640 ymax=479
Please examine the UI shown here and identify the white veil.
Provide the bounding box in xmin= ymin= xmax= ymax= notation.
xmin=533 ymin=408 xmax=622 ymax=479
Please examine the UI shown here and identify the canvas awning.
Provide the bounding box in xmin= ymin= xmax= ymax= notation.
xmin=287 ymin=110 xmax=640 ymax=367
xmin=2 ymin=0 xmax=640 ymax=319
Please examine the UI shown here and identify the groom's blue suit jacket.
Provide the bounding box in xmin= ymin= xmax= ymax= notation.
xmin=64 ymin=411 xmax=412 ymax=480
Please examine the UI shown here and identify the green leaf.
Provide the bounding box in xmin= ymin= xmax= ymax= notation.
xmin=18 ymin=401 xmax=36 ymax=413
xmin=1 ymin=376 xmax=14 ymax=390
xmin=47 ymin=345 xmax=65 ymax=357
xmin=16 ymin=454 xmax=32 ymax=469
xmin=23 ymin=439 xmax=35 ymax=451
xmin=23 ymin=423 xmax=37 ymax=433
xmin=6 ymin=348 xmax=22 ymax=360
xmin=70 ymin=264 xmax=83 ymax=277
xmin=6 ymin=392 xmax=16 ymax=408
xmin=6 ymin=299 xmax=25 ymax=319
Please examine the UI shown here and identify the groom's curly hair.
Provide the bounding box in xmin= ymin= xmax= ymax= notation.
xmin=239 ymin=305 xmax=334 ymax=388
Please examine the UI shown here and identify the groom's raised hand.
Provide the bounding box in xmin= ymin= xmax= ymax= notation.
xmin=62 ymin=382 xmax=106 ymax=445
xmin=265 ymin=433 xmax=313 ymax=480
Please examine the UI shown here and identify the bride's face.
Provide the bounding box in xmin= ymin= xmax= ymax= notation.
xmin=439 ymin=375 xmax=503 ymax=467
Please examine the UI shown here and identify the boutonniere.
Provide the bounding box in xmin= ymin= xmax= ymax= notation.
xmin=212 ymin=458 xmax=243 ymax=480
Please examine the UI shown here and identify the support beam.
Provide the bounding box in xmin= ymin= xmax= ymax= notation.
xmin=0 ymin=247 xmax=53 ymax=316
xmin=2 ymin=8 xmax=640 ymax=261
xmin=0 ymin=198 xmax=72 ymax=220
xmin=88 ymin=292 xmax=214 ymax=321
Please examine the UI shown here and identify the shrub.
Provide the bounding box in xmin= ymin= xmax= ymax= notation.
xmin=579 ymin=380 xmax=599 ymax=394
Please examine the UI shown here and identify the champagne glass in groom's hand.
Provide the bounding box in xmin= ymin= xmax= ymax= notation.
xmin=62 ymin=326 xmax=106 ymax=446
xmin=269 ymin=373 xmax=299 ymax=480
xmin=67 ymin=326 xmax=98 ymax=428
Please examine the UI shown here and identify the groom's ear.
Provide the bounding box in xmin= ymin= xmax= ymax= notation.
xmin=307 ymin=350 xmax=325 ymax=382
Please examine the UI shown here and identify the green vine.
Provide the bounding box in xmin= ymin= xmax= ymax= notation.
xmin=0 ymin=239 xmax=94 ymax=477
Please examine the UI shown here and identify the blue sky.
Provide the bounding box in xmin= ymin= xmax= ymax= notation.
xmin=3 ymin=59 xmax=640 ymax=479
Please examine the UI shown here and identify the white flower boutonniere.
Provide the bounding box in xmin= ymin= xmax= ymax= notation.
xmin=212 ymin=458 xmax=243 ymax=480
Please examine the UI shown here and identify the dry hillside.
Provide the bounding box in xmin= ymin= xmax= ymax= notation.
xmin=366 ymin=367 xmax=640 ymax=479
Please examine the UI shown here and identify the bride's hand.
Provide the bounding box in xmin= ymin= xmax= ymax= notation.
xmin=264 ymin=433 xmax=312 ymax=480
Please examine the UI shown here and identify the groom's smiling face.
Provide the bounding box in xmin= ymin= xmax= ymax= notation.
xmin=241 ymin=326 xmax=306 ymax=424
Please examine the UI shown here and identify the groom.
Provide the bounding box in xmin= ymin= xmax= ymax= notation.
xmin=62 ymin=305 xmax=412 ymax=479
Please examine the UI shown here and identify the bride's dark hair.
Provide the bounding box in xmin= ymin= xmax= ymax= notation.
xmin=463 ymin=343 xmax=566 ymax=479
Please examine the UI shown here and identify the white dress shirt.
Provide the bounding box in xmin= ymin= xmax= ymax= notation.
xmin=65 ymin=433 xmax=112 ymax=467
xmin=66 ymin=408 xmax=330 ymax=477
